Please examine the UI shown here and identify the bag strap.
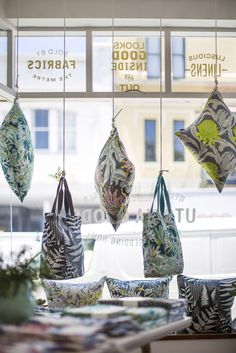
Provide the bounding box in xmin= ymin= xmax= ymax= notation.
xmin=150 ymin=175 xmax=172 ymax=215
xmin=51 ymin=177 xmax=75 ymax=216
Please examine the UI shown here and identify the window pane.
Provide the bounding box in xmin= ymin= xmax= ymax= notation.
xmin=145 ymin=119 xmax=156 ymax=161
xmin=174 ymin=120 xmax=185 ymax=161
xmin=35 ymin=131 xmax=49 ymax=149
xmin=172 ymin=32 xmax=236 ymax=92
xmin=35 ymin=109 xmax=48 ymax=127
xmin=0 ymin=30 xmax=7 ymax=85
xmin=17 ymin=34 xmax=86 ymax=92
xmin=93 ymin=32 xmax=164 ymax=92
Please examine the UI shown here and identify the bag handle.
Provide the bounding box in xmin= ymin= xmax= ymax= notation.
xmin=51 ymin=177 xmax=75 ymax=216
xmin=150 ymin=174 xmax=172 ymax=215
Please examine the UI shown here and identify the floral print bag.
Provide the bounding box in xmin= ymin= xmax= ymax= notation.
xmin=142 ymin=174 xmax=184 ymax=277
xmin=95 ymin=110 xmax=135 ymax=231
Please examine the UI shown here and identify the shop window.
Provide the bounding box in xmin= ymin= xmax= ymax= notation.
xmin=172 ymin=37 xmax=185 ymax=79
xmin=34 ymin=109 xmax=49 ymax=149
xmin=173 ymin=120 xmax=185 ymax=161
xmin=145 ymin=119 xmax=156 ymax=161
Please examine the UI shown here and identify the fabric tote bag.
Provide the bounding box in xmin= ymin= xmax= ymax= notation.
xmin=142 ymin=174 xmax=184 ymax=277
xmin=40 ymin=176 xmax=84 ymax=279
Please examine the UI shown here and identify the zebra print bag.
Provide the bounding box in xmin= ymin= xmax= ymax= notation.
xmin=142 ymin=174 xmax=184 ymax=277
xmin=40 ymin=176 xmax=84 ymax=279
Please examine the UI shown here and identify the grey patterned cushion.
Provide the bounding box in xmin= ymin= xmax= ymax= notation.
xmin=42 ymin=276 xmax=106 ymax=308
xmin=177 ymin=274 xmax=236 ymax=333
xmin=106 ymin=277 xmax=171 ymax=299
xmin=0 ymin=99 xmax=34 ymax=201
xmin=175 ymin=90 xmax=236 ymax=193
xmin=95 ymin=127 xmax=135 ymax=231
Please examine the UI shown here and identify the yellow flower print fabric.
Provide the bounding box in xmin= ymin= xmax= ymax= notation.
xmin=176 ymin=90 xmax=236 ymax=192
xmin=95 ymin=127 xmax=135 ymax=230
xmin=0 ymin=99 xmax=34 ymax=201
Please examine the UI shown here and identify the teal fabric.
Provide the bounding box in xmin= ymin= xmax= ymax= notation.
xmin=142 ymin=175 xmax=184 ymax=277
xmin=0 ymin=99 xmax=34 ymax=202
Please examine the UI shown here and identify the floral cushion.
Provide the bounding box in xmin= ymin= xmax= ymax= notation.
xmin=41 ymin=276 xmax=106 ymax=308
xmin=0 ymin=99 xmax=34 ymax=202
xmin=177 ymin=274 xmax=236 ymax=333
xmin=106 ymin=277 xmax=170 ymax=299
xmin=95 ymin=127 xmax=135 ymax=231
xmin=175 ymin=89 xmax=236 ymax=193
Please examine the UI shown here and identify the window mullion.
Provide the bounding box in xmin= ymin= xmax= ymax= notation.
xmin=164 ymin=29 xmax=172 ymax=93
xmin=86 ymin=29 xmax=93 ymax=94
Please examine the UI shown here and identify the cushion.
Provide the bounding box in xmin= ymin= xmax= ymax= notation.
xmin=0 ymin=99 xmax=34 ymax=202
xmin=175 ymin=89 xmax=236 ymax=193
xmin=106 ymin=277 xmax=170 ymax=299
xmin=95 ymin=126 xmax=135 ymax=231
xmin=41 ymin=276 xmax=106 ymax=308
xmin=177 ymin=274 xmax=236 ymax=333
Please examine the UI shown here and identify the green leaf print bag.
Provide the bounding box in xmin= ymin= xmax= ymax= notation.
xmin=142 ymin=174 xmax=184 ymax=277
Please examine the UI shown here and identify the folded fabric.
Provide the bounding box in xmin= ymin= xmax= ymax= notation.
xmin=42 ymin=276 xmax=106 ymax=308
xmin=106 ymin=277 xmax=171 ymax=299
xmin=177 ymin=274 xmax=236 ymax=333
xmin=0 ymin=99 xmax=34 ymax=201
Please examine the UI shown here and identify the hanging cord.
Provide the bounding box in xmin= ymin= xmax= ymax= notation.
xmin=62 ymin=1 xmax=66 ymax=176
xmin=111 ymin=0 xmax=115 ymax=127
xmin=159 ymin=1 xmax=163 ymax=171
xmin=15 ymin=0 xmax=19 ymax=99
xmin=214 ymin=0 xmax=218 ymax=90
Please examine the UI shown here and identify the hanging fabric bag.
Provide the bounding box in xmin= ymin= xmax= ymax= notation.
xmin=142 ymin=173 xmax=184 ymax=277
xmin=40 ymin=176 xmax=84 ymax=279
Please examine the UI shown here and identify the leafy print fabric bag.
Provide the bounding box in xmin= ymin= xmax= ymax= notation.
xmin=40 ymin=176 xmax=84 ymax=279
xmin=142 ymin=174 xmax=184 ymax=277
xmin=175 ymin=89 xmax=236 ymax=193
xmin=95 ymin=112 xmax=135 ymax=231
xmin=0 ymin=99 xmax=34 ymax=202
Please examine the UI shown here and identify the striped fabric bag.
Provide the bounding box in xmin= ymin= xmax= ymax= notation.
xmin=40 ymin=176 xmax=84 ymax=279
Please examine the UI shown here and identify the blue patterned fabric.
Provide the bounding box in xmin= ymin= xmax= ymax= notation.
xmin=177 ymin=274 xmax=236 ymax=333
xmin=106 ymin=277 xmax=171 ymax=299
xmin=42 ymin=276 xmax=107 ymax=308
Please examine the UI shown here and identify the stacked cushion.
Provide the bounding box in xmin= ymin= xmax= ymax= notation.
xmin=42 ymin=276 xmax=106 ymax=308
xmin=177 ymin=274 xmax=236 ymax=333
xmin=106 ymin=277 xmax=171 ymax=299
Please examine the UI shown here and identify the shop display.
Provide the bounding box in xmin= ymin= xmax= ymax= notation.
xmin=40 ymin=176 xmax=84 ymax=280
xmin=42 ymin=276 xmax=107 ymax=308
xmin=177 ymin=274 xmax=236 ymax=333
xmin=176 ymin=89 xmax=236 ymax=193
xmin=95 ymin=110 xmax=135 ymax=231
xmin=142 ymin=173 xmax=184 ymax=277
xmin=0 ymin=99 xmax=34 ymax=202
xmin=106 ymin=277 xmax=170 ymax=298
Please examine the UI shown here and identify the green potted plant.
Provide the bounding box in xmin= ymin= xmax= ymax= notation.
xmin=0 ymin=247 xmax=38 ymax=324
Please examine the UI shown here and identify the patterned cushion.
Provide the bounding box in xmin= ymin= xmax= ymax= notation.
xmin=0 ymin=99 xmax=34 ymax=201
xmin=106 ymin=277 xmax=170 ymax=299
xmin=175 ymin=89 xmax=236 ymax=193
xmin=95 ymin=127 xmax=135 ymax=231
xmin=42 ymin=276 xmax=106 ymax=308
xmin=177 ymin=274 xmax=236 ymax=333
